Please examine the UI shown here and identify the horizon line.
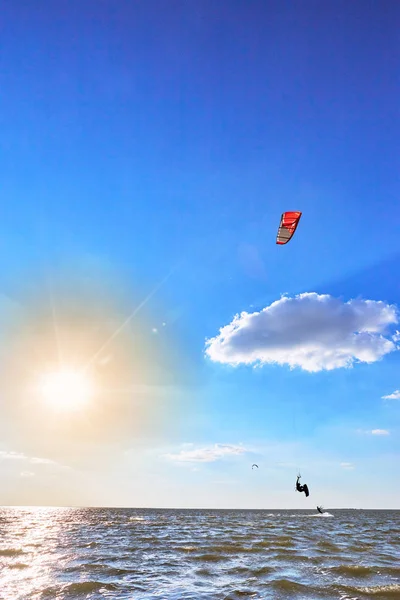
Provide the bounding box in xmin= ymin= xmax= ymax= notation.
xmin=1 ymin=505 xmax=398 ymax=511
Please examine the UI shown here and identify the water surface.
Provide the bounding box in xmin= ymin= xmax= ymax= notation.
xmin=0 ymin=508 xmax=399 ymax=599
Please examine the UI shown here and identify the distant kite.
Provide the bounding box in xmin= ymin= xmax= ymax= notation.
xmin=252 ymin=464 xmax=259 ymax=469
xmin=276 ymin=211 xmax=302 ymax=245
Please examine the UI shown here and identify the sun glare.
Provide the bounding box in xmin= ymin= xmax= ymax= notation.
xmin=40 ymin=369 xmax=93 ymax=410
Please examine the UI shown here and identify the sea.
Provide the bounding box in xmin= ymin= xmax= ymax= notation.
xmin=0 ymin=508 xmax=399 ymax=599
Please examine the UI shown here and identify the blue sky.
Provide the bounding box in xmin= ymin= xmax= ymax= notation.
xmin=0 ymin=0 xmax=399 ymax=508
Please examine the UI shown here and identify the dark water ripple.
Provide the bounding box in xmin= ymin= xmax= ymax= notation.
xmin=0 ymin=508 xmax=399 ymax=599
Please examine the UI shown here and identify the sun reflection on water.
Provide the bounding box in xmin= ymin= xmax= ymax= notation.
xmin=0 ymin=507 xmax=73 ymax=599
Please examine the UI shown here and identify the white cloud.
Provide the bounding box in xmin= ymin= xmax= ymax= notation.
xmin=357 ymin=429 xmax=390 ymax=436
xmin=382 ymin=390 xmax=400 ymax=400
xmin=205 ymin=293 xmax=398 ymax=372
xmin=30 ymin=457 xmax=56 ymax=465
xmin=0 ymin=450 xmax=61 ymax=466
xmin=0 ymin=451 xmax=25 ymax=460
xmin=164 ymin=443 xmax=248 ymax=463
xmin=20 ymin=471 xmax=35 ymax=478
xmin=340 ymin=462 xmax=355 ymax=470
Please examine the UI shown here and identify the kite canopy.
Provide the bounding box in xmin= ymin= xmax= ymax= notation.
xmin=276 ymin=211 xmax=302 ymax=245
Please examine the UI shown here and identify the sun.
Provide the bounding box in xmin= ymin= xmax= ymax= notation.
xmin=39 ymin=369 xmax=93 ymax=411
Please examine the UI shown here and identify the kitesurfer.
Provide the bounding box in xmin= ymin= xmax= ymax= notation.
xmin=317 ymin=506 xmax=324 ymax=514
xmin=296 ymin=475 xmax=310 ymax=497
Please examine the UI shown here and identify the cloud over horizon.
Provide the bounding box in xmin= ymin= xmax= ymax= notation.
xmin=205 ymin=293 xmax=398 ymax=372
xmin=164 ymin=443 xmax=248 ymax=463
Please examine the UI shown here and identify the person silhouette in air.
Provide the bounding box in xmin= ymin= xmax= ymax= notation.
xmin=296 ymin=475 xmax=309 ymax=497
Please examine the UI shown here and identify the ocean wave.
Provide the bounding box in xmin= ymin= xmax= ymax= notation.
xmin=195 ymin=567 xmax=218 ymax=577
xmin=336 ymin=564 xmax=400 ymax=578
xmin=308 ymin=512 xmax=334 ymax=517
xmin=192 ymin=553 xmax=227 ymax=562
xmin=199 ymin=543 xmax=249 ymax=554
xmin=272 ymin=535 xmax=293 ymax=547
xmin=0 ymin=548 xmax=25 ymax=556
xmin=269 ymin=578 xmax=323 ymax=595
xmin=8 ymin=562 xmax=29 ymax=569
xmin=251 ymin=565 xmax=275 ymax=576
xmin=347 ymin=543 xmax=375 ymax=553
xmin=317 ymin=539 xmax=342 ymax=552
xmin=338 ymin=583 xmax=400 ymax=599
xmin=40 ymin=581 xmax=120 ymax=598
xmin=222 ymin=589 xmax=259 ymax=599
xmin=330 ymin=564 xmax=376 ymax=577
